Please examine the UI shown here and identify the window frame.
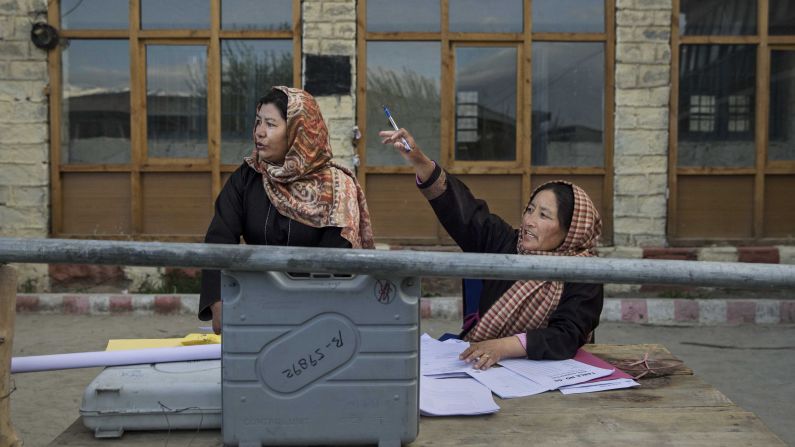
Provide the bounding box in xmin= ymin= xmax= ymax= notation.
xmin=48 ymin=0 xmax=302 ymax=241
xmin=357 ymin=0 xmax=615 ymax=245
xmin=669 ymin=0 xmax=795 ymax=244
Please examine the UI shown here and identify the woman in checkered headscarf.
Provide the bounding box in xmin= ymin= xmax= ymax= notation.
xmin=380 ymin=127 xmax=603 ymax=369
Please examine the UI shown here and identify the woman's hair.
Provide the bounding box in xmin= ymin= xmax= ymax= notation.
xmin=533 ymin=182 xmax=574 ymax=233
xmin=256 ymin=88 xmax=288 ymax=120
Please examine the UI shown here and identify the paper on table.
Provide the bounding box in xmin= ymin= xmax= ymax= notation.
xmin=467 ymin=366 xmax=548 ymax=399
xmin=572 ymin=348 xmax=633 ymax=382
xmin=499 ymin=357 xmax=613 ymax=390
xmin=556 ymin=348 xmax=639 ymax=394
xmin=420 ymin=376 xmax=500 ymax=416
xmin=560 ymin=378 xmax=640 ymax=395
xmin=420 ymin=333 xmax=472 ymax=376
xmin=105 ymin=333 xmax=221 ymax=351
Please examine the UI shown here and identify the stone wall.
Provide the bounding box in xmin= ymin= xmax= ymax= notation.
xmin=613 ymin=0 xmax=672 ymax=246
xmin=302 ymin=0 xmax=358 ymax=171
xmin=0 ymin=0 xmax=50 ymax=290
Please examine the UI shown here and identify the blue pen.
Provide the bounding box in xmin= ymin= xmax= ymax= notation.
xmin=383 ymin=105 xmax=412 ymax=152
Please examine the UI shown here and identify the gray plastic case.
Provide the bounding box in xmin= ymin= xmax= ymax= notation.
xmin=221 ymin=271 xmax=420 ymax=447
xmin=79 ymin=360 xmax=222 ymax=438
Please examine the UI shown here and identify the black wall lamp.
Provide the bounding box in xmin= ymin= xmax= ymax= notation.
xmin=30 ymin=22 xmax=59 ymax=50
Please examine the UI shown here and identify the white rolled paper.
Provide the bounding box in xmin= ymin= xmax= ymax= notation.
xmin=11 ymin=344 xmax=221 ymax=374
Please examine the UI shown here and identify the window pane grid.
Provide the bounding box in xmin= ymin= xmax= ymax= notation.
xmin=673 ymin=2 xmax=795 ymax=241
xmin=688 ymin=95 xmax=716 ymax=133
xmin=52 ymin=0 xmax=297 ymax=239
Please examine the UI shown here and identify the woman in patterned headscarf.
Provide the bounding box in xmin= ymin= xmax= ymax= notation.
xmin=381 ymin=127 xmax=602 ymax=369
xmin=200 ymin=87 xmax=374 ymax=334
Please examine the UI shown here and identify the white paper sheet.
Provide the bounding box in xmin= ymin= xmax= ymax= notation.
xmin=466 ymin=366 xmax=548 ymax=399
xmin=420 ymin=376 xmax=500 ymax=416
xmin=420 ymin=334 xmax=472 ymax=376
xmin=499 ymin=357 xmax=613 ymax=390
xmin=559 ymin=378 xmax=640 ymax=395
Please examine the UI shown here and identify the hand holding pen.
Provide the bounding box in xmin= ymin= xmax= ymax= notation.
xmin=379 ymin=125 xmax=436 ymax=183
xmin=382 ymin=106 xmax=412 ymax=152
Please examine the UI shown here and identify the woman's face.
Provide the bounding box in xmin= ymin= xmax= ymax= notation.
xmin=519 ymin=189 xmax=567 ymax=252
xmin=253 ymin=102 xmax=289 ymax=164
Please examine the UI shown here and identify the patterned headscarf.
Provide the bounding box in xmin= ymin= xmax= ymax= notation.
xmin=244 ymin=86 xmax=374 ymax=249
xmin=465 ymin=180 xmax=601 ymax=342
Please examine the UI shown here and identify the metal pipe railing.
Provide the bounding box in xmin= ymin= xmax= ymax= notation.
xmin=0 ymin=238 xmax=793 ymax=288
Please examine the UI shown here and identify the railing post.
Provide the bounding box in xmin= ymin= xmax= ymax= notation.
xmin=0 ymin=265 xmax=20 ymax=447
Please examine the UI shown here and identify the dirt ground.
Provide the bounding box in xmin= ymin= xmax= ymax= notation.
xmin=7 ymin=314 xmax=795 ymax=446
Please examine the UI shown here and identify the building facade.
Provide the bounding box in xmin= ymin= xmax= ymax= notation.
xmin=1 ymin=0 xmax=794 ymax=290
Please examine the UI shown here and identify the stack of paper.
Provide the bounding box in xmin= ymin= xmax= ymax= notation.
xmin=558 ymin=349 xmax=639 ymax=395
xmin=419 ymin=333 xmax=638 ymax=416
xmin=419 ymin=376 xmax=499 ymax=416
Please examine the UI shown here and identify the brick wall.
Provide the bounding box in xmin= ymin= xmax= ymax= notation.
xmin=302 ymin=0 xmax=358 ymax=171
xmin=612 ymin=0 xmax=672 ymax=246
xmin=0 ymin=0 xmax=50 ymax=290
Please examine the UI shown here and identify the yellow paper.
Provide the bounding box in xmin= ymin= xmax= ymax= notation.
xmin=105 ymin=333 xmax=221 ymax=351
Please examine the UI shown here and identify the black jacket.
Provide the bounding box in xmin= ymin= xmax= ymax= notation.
xmin=419 ymin=165 xmax=603 ymax=360
xmin=199 ymin=162 xmax=350 ymax=320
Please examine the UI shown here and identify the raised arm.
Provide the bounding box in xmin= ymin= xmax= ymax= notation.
xmin=380 ymin=128 xmax=516 ymax=254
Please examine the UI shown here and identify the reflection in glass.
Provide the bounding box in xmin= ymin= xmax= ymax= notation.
xmin=769 ymin=51 xmax=795 ymax=162
xmin=450 ymin=0 xmax=522 ymax=33
xmin=62 ymin=40 xmax=130 ymax=164
xmin=769 ymin=0 xmax=795 ymax=35
xmin=221 ymin=40 xmax=293 ymax=164
xmin=533 ymin=0 xmax=604 ymax=33
xmin=455 ymin=47 xmax=516 ymax=161
xmin=367 ymin=0 xmax=440 ymax=32
xmin=61 ymin=0 xmax=127 ymax=29
xmin=532 ymin=43 xmax=604 ymax=167
xmin=147 ymin=46 xmax=208 ymax=159
xmin=142 ymin=0 xmax=209 ymax=29
xmin=678 ymin=45 xmax=755 ymax=167
xmin=222 ymin=0 xmax=292 ymax=30
xmin=680 ymin=0 xmax=756 ymax=35
xmin=366 ymin=42 xmax=440 ymax=166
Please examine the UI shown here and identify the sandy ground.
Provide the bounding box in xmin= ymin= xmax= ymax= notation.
xmin=7 ymin=315 xmax=795 ymax=446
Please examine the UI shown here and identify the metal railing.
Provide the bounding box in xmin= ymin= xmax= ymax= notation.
xmin=0 ymin=237 xmax=794 ymax=288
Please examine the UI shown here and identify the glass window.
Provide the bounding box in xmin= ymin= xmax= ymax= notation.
xmin=532 ymin=42 xmax=604 ymax=167
xmin=141 ymin=0 xmax=210 ymax=29
xmin=769 ymin=51 xmax=795 ymax=162
xmin=727 ymin=95 xmax=751 ymax=133
xmin=221 ymin=40 xmax=293 ymax=164
xmin=678 ymin=45 xmax=756 ymax=167
xmin=533 ymin=0 xmax=604 ymax=33
xmin=366 ymin=0 xmax=440 ymax=32
xmin=62 ymin=40 xmax=131 ymax=164
xmin=146 ymin=45 xmax=208 ymax=159
xmin=454 ymin=46 xmax=517 ymax=161
xmin=60 ymin=0 xmax=128 ymax=29
xmin=221 ymin=0 xmax=292 ymax=30
xmin=680 ymin=0 xmax=756 ymax=35
xmin=449 ymin=0 xmax=522 ymax=33
xmin=769 ymin=0 xmax=795 ymax=35
xmin=689 ymin=95 xmax=715 ymax=132
xmin=366 ymin=42 xmax=441 ymax=166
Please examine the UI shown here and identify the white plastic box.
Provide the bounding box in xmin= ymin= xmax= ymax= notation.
xmin=221 ymin=271 xmax=420 ymax=447
xmin=80 ymin=360 xmax=222 ymax=438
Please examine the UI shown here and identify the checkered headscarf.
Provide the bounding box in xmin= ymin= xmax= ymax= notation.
xmin=465 ymin=181 xmax=602 ymax=342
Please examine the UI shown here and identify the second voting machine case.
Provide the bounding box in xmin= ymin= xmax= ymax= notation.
xmin=80 ymin=360 xmax=221 ymax=438
xmin=221 ymin=271 xmax=420 ymax=447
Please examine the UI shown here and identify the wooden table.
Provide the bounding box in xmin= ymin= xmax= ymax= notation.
xmin=49 ymin=344 xmax=785 ymax=446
